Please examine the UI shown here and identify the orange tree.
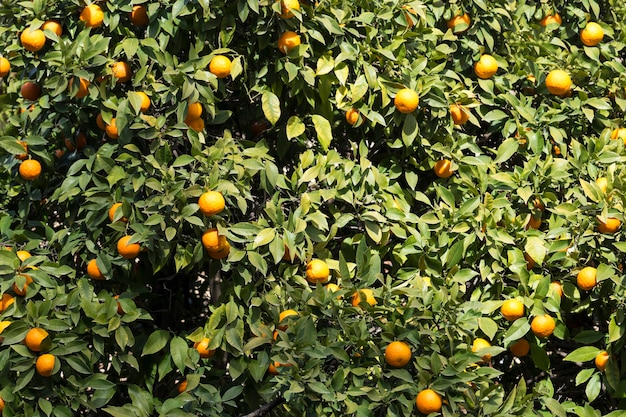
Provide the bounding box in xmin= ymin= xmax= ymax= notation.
xmin=1 ymin=0 xmax=626 ymax=415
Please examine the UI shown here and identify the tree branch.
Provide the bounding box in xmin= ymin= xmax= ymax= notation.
xmin=240 ymin=397 xmax=285 ymax=417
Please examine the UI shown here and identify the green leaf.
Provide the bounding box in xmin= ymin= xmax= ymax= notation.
xmin=170 ymin=337 xmax=188 ymax=372
xmin=142 ymin=330 xmax=170 ymax=356
xmin=286 ymin=116 xmax=305 ymax=139
xmin=253 ymin=228 xmax=275 ymax=249
xmin=585 ymin=373 xmax=601 ymax=402
xmin=563 ymin=346 xmax=600 ymax=362
xmin=262 ymin=91 xmax=281 ymax=125
xmin=494 ymin=138 xmax=519 ymax=164
xmin=311 ymin=115 xmax=332 ymax=150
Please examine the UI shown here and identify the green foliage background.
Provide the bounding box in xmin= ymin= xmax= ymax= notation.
xmin=1 ymin=0 xmax=626 ymax=415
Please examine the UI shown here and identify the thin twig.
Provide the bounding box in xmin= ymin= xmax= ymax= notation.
xmin=240 ymin=397 xmax=285 ymax=417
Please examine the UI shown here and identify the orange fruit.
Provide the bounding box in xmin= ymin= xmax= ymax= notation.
xmin=15 ymin=141 xmax=28 ymax=160
xmin=112 ymin=61 xmax=131 ymax=83
xmin=446 ymin=13 xmax=471 ymax=33
xmin=0 ymin=294 xmax=14 ymax=312
xmin=36 ymin=353 xmax=55 ymax=377
xmin=345 ymin=108 xmax=359 ymax=125
xmin=595 ymin=350 xmax=610 ymax=372
xmin=13 ymin=273 xmax=33 ymax=296
xmin=549 ymin=281 xmax=563 ymax=298
xmin=545 ymin=69 xmax=572 ymax=96
xmin=268 ymin=361 xmax=292 ymax=375
xmin=185 ymin=102 xmax=203 ymax=120
xmin=96 ymin=113 xmax=106 ymax=130
xmin=193 ymin=337 xmax=215 ymax=358
xmin=42 ymin=20 xmax=63 ymax=37
xmin=114 ymin=295 xmax=124 ymax=315
xmin=539 ymin=13 xmax=562 ymax=27
xmin=109 ymin=202 xmax=128 ymax=222
xmin=198 ymin=191 xmax=225 ymax=216
xmin=351 ymin=288 xmax=377 ymax=307
xmin=207 ymin=240 xmax=230 ymax=259
xmin=19 ymin=159 xmax=42 ymax=181
xmin=305 ymin=259 xmax=330 ymax=284
xmin=509 ymin=339 xmax=530 ymax=357
xmin=117 ymin=235 xmax=141 ymax=259
xmin=87 ymin=259 xmax=105 ymax=280
xmin=54 ymin=149 xmax=65 ymax=158
xmin=209 ymin=55 xmax=231 ymax=79
xmin=24 ymin=327 xmax=50 ymax=352
xmin=0 ymin=57 xmax=10 ymax=77
xmin=531 ymin=314 xmax=556 ymax=338
xmin=177 ymin=380 xmax=188 ymax=393
xmin=384 ymin=341 xmax=411 ymax=368
xmin=450 ymin=104 xmax=469 ymax=125
xmin=17 ymin=250 xmax=32 ymax=262
xmin=0 ymin=321 xmax=11 ymax=342
xmin=277 ymin=0 xmax=300 ymax=18
xmin=186 ymin=117 xmax=205 ymax=132
xmin=433 ymin=159 xmax=453 ymax=178
xmin=278 ymin=309 xmax=299 ymax=330
xmin=133 ymin=91 xmax=151 ymax=113
xmin=130 ymin=5 xmax=149 ymax=26
xmin=0 ymin=397 xmax=4 ymax=412
xmin=69 ymin=77 xmax=90 ymax=98
xmin=598 ymin=216 xmax=621 ymax=234
xmin=105 ymin=118 xmax=119 ymax=139
xmin=325 ymin=283 xmax=340 ymax=294
xmin=20 ymin=27 xmax=46 ymax=52
xmin=202 ymin=228 xmax=227 ymax=252
xmin=472 ymin=338 xmax=492 ymax=362
xmin=278 ymin=31 xmax=301 ymax=54
xmin=20 ymin=81 xmax=41 ymax=101
xmin=393 ymin=88 xmax=419 ymax=113
xmin=501 ymin=299 xmax=525 ymax=321
xmin=80 ymin=4 xmax=104 ymax=28
xmin=415 ymin=389 xmax=442 ymax=414
xmin=580 ymin=22 xmax=604 ymax=46
xmin=577 ymin=266 xmax=597 ymax=291
xmin=474 ymin=54 xmax=498 ymax=79
xmin=524 ymin=252 xmax=535 ymax=270
xmin=610 ymin=128 xmax=626 ymax=143
xmin=596 ymin=177 xmax=608 ymax=193
xmin=526 ymin=215 xmax=541 ymax=230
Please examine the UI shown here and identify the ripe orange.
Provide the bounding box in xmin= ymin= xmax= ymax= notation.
xmin=526 ymin=215 xmax=541 ymax=230
xmin=509 ymin=339 xmax=530 ymax=357
xmin=577 ymin=266 xmax=597 ymax=291
xmin=596 ymin=177 xmax=608 ymax=194
xmin=0 ymin=57 xmax=10 ymax=77
xmin=36 ymin=353 xmax=55 ymax=377
xmin=186 ymin=117 xmax=205 ymax=132
xmin=501 ymin=299 xmax=525 ymax=321
xmin=278 ymin=309 xmax=298 ymax=330
xmin=0 ymin=294 xmax=14 ymax=312
xmin=580 ymin=22 xmax=604 ymax=46
xmin=345 ymin=108 xmax=359 ymax=125
xmin=384 ymin=341 xmax=411 ymax=368
xmin=114 ymin=295 xmax=124 ymax=315
xmin=198 ymin=191 xmax=225 ymax=216
xmin=112 ymin=61 xmax=132 ymax=83
xmin=87 ymin=259 xmax=105 ymax=280
xmin=450 ymin=104 xmax=469 ymax=125
xmin=20 ymin=27 xmax=46 ymax=52
xmin=351 ymin=288 xmax=377 ymax=307
xmin=524 ymin=252 xmax=535 ymax=270
xmin=178 ymin=380 xmax=188 ymax=393
xmin=539 ymin=13 xmax=561 ymax=27
xmin=306 ymin=259 xmax=330 ymax=284
xmin=277 ymin=0 xmax=300 ymax=18
xmin=0 ymin=396 xmax=4 ymax=412
xmin=472 ymin=338 xmax=492 ymax=362
xmin=598 ymin=216 xmax=621 ymax=234
xmin=268 ymin=361 xmax=292 ymax=375
xmin=130 ymin=5 xmax=149 ymax=26
xmin=202 ymin=228 xmax=227 ymax=252
xmin=19 ymin=159 xmax=42 ymax=181
xmin=108 ymin=202 xmax=128 ymax=222
xmin=96 ymin=113 xmax=106 ymax=130
xmin=15 ymin=141 xmax=28 ymax=160
xmin=80 ymin=4 xmax=104 ymax=28
xmin=185 ymin=102 xmax=203 ymax=120
xmin=549 ymin=281 xmax=563 ymax=298
xmin=25 ymin=327 xmax=50 ymax=352
xmin=531 ymin=314 xmax=555 ymax=338
xmin=595 ymin=350 xmax=610 ymax=372
xmin=446 ymin=13 xmax=471 ymax=34
xmin=105 ymin=118 xmax=119 ymax=139
xmin=42 ymin=20 xmax=63 ymax=37
xmin=21 ymin=81 xmax=41 ymax=101
xmin=0 ymin=321 xmax=11 ymax=343
xmin=207 ymin=240 xmax=230 ymax=259
xmin=134 ymin=91 xmax=151 ymax=113
xmin=433 ymin=159 xmax=453 ymax=178
xmin=545 ymin=70 xmax=572 ymax=96
xmin=69 ymin=77 xmax=90 ymax=98
xmin=209 ymin=55 xmax=231 ymax=79
xmin=66 ymin=132 xmax=87 ymax=151
xmin=13 ymin=273 xmax=33 ymax=296
xmin=474 ymin=54 xmax=498 ymax=79
xmin=393 ymin=88 xmax=419 ymax=113
xmin=278 ymin=31 xmax=301 ymax=54
xmin=611 ymin=128 xmax=626 ymax=143
xmin=325 ymin=283 xmax=340 ymax=296
xmin=415 ymin=389 xmax=442 ymax=414
xmin=117 ymin=235 xmax=141 ymax=259
xmin=194 ymin=337 xmax=215 ymax=358
xmin=17 ymin=250 xmax=32 ymax=262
